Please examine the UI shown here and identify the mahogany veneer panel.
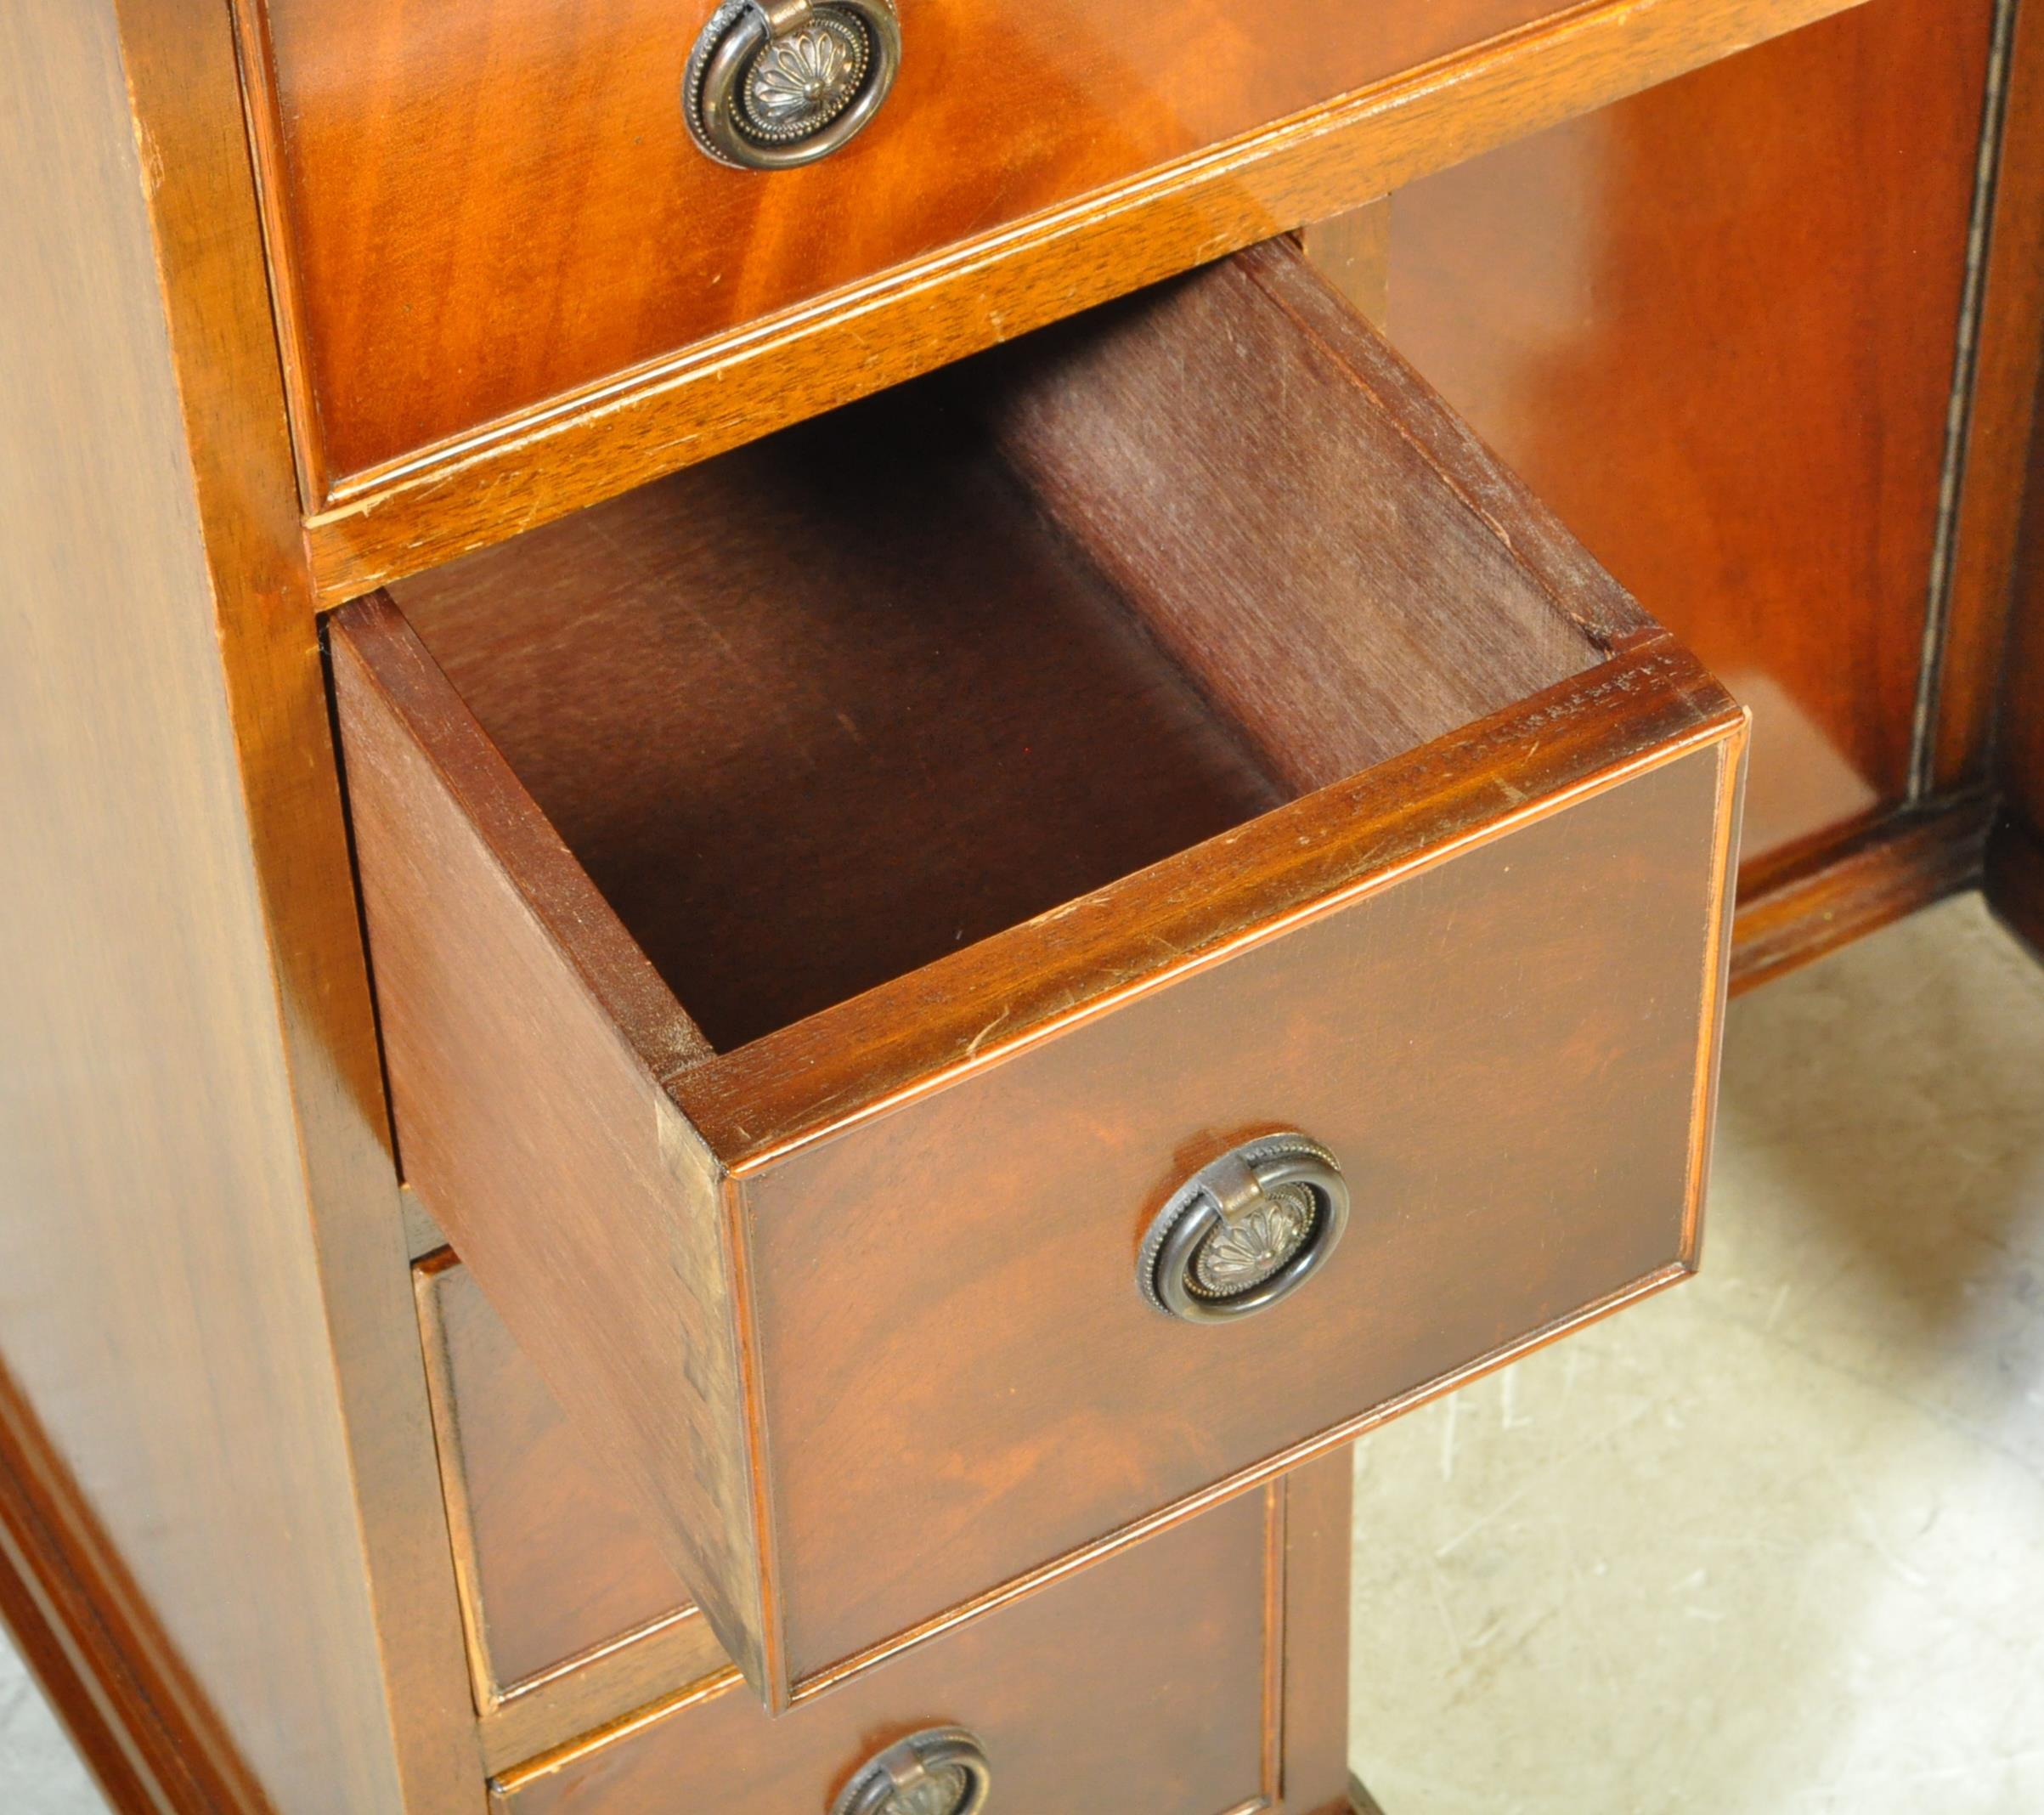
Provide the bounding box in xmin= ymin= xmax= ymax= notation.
xmin=279 ymin=0 xmax=1878 ymax=608
xmin=333 ymin=241 xmax=1746 ymax=1708
xmin=1385 ymin=0 xmax=1993 ymax=870
xmin=493 ymin=1487 xmax=1275 ymax=1813
xmin=748 ymin=743 xmax=1732 ymax=1682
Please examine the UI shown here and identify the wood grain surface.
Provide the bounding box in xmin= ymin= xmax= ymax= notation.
xmin=1300 ymin=199 xmax=1393 ymax=331
xmin=738 ymin=740 xmax=1735 ymax=1687
xmin=336 ymin=243 xmax=1744 ymax=1706
xmin=251 ymin=0 xmax=1568 ymax=484
xmin=292 ymin=0 xmax=1873 ymax=603
xmin=1732 ymin=793 xmax=1996 ymax=993
xmin=983 ymin=245 xmax=1608 ymax=794
xmin=1275 ymin=1448 xmax=1356 ymax=1812
xmin=0 ymin=2 xmax=477 ymax=1807
xmin=387 ymin=375 xmax=1284 ymax=1052
xmin=1385 ymin=0 xmax=1993 ymax=870
xmin=381 ymin=245 xmax=1615 ymax=1052
xmin=413 ymin=1254 xmax=1363 ymax=1784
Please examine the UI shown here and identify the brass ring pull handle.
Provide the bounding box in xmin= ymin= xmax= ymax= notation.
xmin=1139 ymin=1134 xmax=1350 ymax=1323
xmin=685 ymin=0 xmax=901 ymax=170
xmin=830 ymin=1727 xmax=992 ymax=1815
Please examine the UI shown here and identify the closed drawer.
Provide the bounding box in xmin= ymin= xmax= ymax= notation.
xmin=490 ymin=1484 xmax=1294 ymax=1813
xmin=330 ymin=239 xmax=1746 ymax=1709
xmin=421 ymin=1253 xmax=1350 ymax=1798
xmin=245 ymin=0 xmax=1577 ymax=489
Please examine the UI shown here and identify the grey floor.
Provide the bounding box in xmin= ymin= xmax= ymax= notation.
xmin=1351 ymin=894 xmax=2044 ymax=1811
xmin=3 ymin=895 xmax=2041 ymax=1812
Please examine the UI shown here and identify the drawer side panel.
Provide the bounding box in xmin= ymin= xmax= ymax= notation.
xmin=330 ymin=601 xmax=772 ymax=1690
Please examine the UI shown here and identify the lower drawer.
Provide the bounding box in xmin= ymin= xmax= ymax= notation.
xmin=421 ymin=1247 xmax=1352 ymax=1797
xmin=488 ymin=1467 xmax=1346 ymax=1812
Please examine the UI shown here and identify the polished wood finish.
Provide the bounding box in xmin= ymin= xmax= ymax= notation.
xmin=1385 ymin=0 xmax=1993 ymax=871
xmin=291 ymin=0 xmax=1872 ymax=606
xmin=0 ymin=1 xmax=476 ymax=1807
xmin=333 ymin=242 xmax=1745 ymax=1709
xmin=739 ymin=737 xmax=1731 ymax=1697
xmin=250 ymin=0 xmax=1572 ymax=484
xmin=247 ymin=0 xmax=1871 ymax=493
xmin=412 ymin=1255 xmax=731 ymax=1773
xmin=5 ymin=0 xmax=2032 ymax=1807
xmin=415 ymin=1251 xmax=694 ymax=1687
xmin=1731 ymin=793 xmax=1996 ymax=994
xmin=490 ymin=1478 xmax=1318 ymax=1812
xmin=330 ymin=602 xmax=765 ymax=1691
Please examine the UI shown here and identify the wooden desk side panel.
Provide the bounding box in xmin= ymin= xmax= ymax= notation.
xmin=0 ymin=3 xmax=478 ymax=1809
xmin=1981 ymin=0 xmax=2044 ymax=964
xmin=1933 ymin=0 xmax=2044 ymax=796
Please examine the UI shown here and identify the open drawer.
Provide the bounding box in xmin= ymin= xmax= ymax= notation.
xmin=330 ymin=239 xmax=1746 ymax=1710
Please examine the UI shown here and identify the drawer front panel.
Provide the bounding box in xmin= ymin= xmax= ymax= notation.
xmin=492 ymin=1486 xmax=1275 ymax=1812
xmin=749 ymin=743 xmax=1728 ymax=1682
xmin=251 ymin=0 xmax=1567 ymax=485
